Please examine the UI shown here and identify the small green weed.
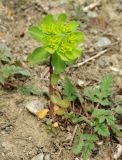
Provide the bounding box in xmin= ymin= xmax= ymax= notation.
xmin=0 ymin=65 xmax=30 ymax=85
xmin=84 ymin=74 xmax=112 ymax=106
xmin=72 ymin=133 xmax=98 ymax=160
xmin=64 ymin=75 xmax=121 ymax=159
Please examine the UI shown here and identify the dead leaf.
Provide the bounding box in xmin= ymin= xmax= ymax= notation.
xmin=89 ymin=15 xmax=108 ymax=29
xmin=51 ymin=95 xmax=70 ymax=109
xmin=53 ymin=122 xmax=59 ymax=128
xmin=54 ymin=108 xmax=65 ymax=116
xmin=37 ymin=109 xmax=49 ymax=119
xmin=54 ymin=105 xmax=59 ymax=111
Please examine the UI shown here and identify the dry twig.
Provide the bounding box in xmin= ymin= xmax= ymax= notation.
xmin=70 ymin=124 xmax=79 ymax=145
xmin=83 ymin=0 xmax=101 ymax=12
xmin=72 ymin=48 xmax=109 ymax=68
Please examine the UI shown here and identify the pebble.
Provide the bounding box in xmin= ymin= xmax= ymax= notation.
xmin=95 ymin=37 xmax=111 ymax=49
xmin=77 ymin=79 xmax=85 ymax=87
xmin=25 ymin=100 xmax=45 ymax=115
xmin=115 ymin=95 xmax=122 ymax=102
xmin=87 ymin=11 xmax=98 ymax=18
xmin=31 ymin=153 xmax=44 ymax=160
xmin=119 ymin=0 xmax=122 ymax=4
xmin=31 ymin=153 xmax=51 ymax=160
xmin=98 ymin=57 xmax=107 ymax=68
xmin=44 ymin=154 xmax=51 ymax=160
xmin=5 ymin=126 xmax=12 ymax=132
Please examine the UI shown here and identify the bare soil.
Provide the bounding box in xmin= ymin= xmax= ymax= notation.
xmin=0 ymin=0 xmax=122 ymax=160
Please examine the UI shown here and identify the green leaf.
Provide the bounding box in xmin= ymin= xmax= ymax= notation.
xmin=115 ymin=106 xmax=122 ymax=115
xmin=82 ymin=142 xmax=95 ymax=160
xmin=72 ymin=138 xmax=84 ymax=155
xmin=92 ymin=109 xmax=118 ymax=136
xmin=0 ymin=43 xmax=11 ymax=62
xmin=67 ymin=21 xmax=79 ymax=32
xmin=17 ymin=86 xmax=42 ymax=96
xmin=0 ymin=65 xmax=30 ymax=84
xmin=98 ymin=99 xmax=111 ymax=106
xmin=28 ymin=47 xmax=49 ymax=65
xmin=51 ymin=95 xmax=70 ymax=109
xmin=41 ymin=14 xmax=55 ymax=25
xmin=52 ymin=54 xmax=66 ymax=74
xmin=94 ymin=123 xmax=110 ymax=137
xmin=63 ymin=76 xmax=78 ymax=101
xmin=100 ymin=74 xmax=112 ymax=98
xmin=58 ymin=13 xmax=67 ymax=23
xmin=72 ymin=134 xmax=97 ymax=160
xmin=51 ymin=74 xmax=59 ymax=85
xmin=64 ymin=112 xmax=92 ymax=125
xmin=84 ymin=87 xmax=99 ymax=102
xmin=28 ymin=26 xmax=43 ymax=42
xmin=83 ymin=74 xmax=112 ymax=106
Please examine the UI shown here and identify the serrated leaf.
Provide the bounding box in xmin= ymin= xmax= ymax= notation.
xmin=63 ymin=76 xmax=78 ymax=101
xmin=64 ymin=112 xmax=92 ymax=125
xmin=100 ymin=74 xmax=112 ymax=98
xmin=84 ymin=74 xmax=112 ymax=106
xmin=52 ymin=54 xmax=66 ymax=74
xmin=28 ymin=26 xmax=44 ymax=42
xmin=94 ymin=123 xmax=110 ymax=137
xmin=72 ymin=133 xmax=97 ymax=160
xmin=51 ymin=95 xmax=70 ymax=109
xmin=72 ymin=135 xmax=84 ymax=154
xmin=98 ymin=98 xmax=111 ymax=106
xmin=28 ymin=47 xmax=49 ymax=65
xmin=82 ymin=142 xmax=95 ymax=160
xmin=115 ymin=106 xmax=122 ymax=115
xmin=83 ymin=87 xmax=99 ymax=102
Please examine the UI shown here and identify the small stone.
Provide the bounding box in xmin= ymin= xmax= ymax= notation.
xmin=119 ymin=0 xmax=122 ymax=4
xmin=98 ymin=57 xmax=107 ymax=68
xmin=90 ymin=29 xmax=98 ymax=35
xmin=31 ymin=153 xmax=44 ymax=160
xmin=25 ymin=100 xmax=45 ymax=115
xmin=77 ymin=79 xmax=85 ymax=86
xmin=5 ymin=126 xmax=11 ymax=132
xmin=96 ymin=141 xmax=103 ymax=146
xmin=95 ymin=37 xmax=111 ymax=49
xmin=115 ymin=95 xmax=122 ymax=102
xmin=44 ymin=154 xmax=51 ymax=160
xmin=87 ymin=11 xmax=98 ymax=18
xmin=41 ymin=87 xmax=49 ymax=96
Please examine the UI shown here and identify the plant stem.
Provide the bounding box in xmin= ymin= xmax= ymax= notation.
xmin=49 ymin=55 xmax=54 ymax=118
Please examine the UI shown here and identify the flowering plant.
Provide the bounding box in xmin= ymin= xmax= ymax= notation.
xmin=28 ymin=13 xmax=84 ymax=116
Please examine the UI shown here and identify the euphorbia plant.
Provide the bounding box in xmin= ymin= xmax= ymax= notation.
xmin=28 ymin=13 xmax=84 ymax=117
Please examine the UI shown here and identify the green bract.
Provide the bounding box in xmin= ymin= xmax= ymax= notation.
xmin=28 ymin=13 xmax=84 ymax=69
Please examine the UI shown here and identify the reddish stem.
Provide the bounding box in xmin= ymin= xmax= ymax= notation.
xmin=49 ymin=56 xmax=54 ymax=118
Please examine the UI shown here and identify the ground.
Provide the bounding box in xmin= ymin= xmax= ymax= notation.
xmin=0 ymin=0 xmax=122 ymax=160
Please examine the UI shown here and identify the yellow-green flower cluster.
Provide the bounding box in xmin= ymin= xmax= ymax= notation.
xmin=30 ymin=14 xmax=84 ymax=62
